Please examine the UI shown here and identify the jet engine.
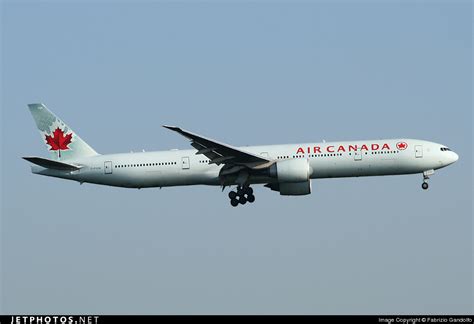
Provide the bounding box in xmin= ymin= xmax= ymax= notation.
xmin=266 ymin=159 xmax=312 ymax=195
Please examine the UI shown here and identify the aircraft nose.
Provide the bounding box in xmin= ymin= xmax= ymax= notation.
xmin=445 ymin=151 xmax=459 ymax=165
xmin=451 ymin=151 xmax=459 ymax=163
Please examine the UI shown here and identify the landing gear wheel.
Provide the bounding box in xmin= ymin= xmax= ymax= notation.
xmin=229 ymin=186 xmax=255 ymax=206
xmin=422 ymin=182 xmax=429 ymax=190
xmin=230 ymin=198 xmax=239 ymax=207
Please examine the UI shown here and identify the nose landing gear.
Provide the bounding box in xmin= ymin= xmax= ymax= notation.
xmin=421 ymin=169 xmax=434 ymax=190
xmin=228 ymin=186 xmax=255 ymax=207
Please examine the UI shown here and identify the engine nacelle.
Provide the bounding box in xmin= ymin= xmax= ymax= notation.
xmin=265 ymin=180 xmax=312 ymax=195
xmin=266 ymin=159 xmax=312 ymax=195
xmin=269 ymin=158 xmax=312 ymax=183
xmin=280 ymin=181 xmax=311 ymax=195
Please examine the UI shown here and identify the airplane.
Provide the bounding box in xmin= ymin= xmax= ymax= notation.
xmin=23 ymin=103 xmax=459 ymax=207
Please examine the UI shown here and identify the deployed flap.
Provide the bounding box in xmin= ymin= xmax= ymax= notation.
xmin=22 ymin=156 xmax=81 ymax=171
xmin=163 ymin=125 xmax=271 ymax=167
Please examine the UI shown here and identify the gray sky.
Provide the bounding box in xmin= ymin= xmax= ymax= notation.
xmin=1 ymin=1 xmax=472 ymax=314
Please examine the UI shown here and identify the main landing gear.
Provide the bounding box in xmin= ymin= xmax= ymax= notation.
xmin=421 ymin=169 xmax=434 ymax=190
xmin=228 ymin=186 xmax=255 ymax=207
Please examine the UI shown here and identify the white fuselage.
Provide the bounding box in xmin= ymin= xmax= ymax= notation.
xmin=31 ymin=138 xmax=458 ymax=189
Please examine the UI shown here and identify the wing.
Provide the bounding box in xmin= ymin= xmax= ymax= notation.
xmin=163 ymin=125 xmax=272 ymax=169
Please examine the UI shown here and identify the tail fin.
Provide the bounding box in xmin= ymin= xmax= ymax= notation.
xmin=28 ymin=103 xmax=99 ymax=160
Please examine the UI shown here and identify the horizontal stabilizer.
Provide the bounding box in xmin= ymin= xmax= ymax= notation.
xmin=22 ymin=156 xmax=81 ymax=171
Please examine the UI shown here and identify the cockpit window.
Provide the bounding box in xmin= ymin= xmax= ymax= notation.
xmin=440 ymin=147 xmax=451 ymax=151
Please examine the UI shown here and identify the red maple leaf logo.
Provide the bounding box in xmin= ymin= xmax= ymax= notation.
xmin=45 ymin=127 xmax=73 ymax=158
xmin=396 ymin=142 xmax=408 ymax=150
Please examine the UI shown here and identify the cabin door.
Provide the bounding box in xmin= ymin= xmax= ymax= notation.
xmin=354 ymin=150 xmax=362 ymax=161
xmin=415 ymin=145 xmax=423 ymax=158
xmin=182 ymin=156 xmax=190 ymax=169
xmin=104 ymin=161 xmax=113 ymax=174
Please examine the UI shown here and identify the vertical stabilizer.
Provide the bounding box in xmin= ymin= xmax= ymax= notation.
xmin=28 ymin=103 xmax=99 ymax=160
